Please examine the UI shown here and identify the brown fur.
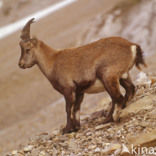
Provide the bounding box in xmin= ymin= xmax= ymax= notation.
xmin=19 ymin=19 xmax=146 ymax=134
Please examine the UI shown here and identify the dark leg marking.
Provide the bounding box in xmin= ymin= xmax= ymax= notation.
xmin=72 ymin=93 xmax=84 ymax=130
xmin=120 ymin=76 xmax=135 ymax=108
xmin=63 ymin=90 xmax=76 ymax=134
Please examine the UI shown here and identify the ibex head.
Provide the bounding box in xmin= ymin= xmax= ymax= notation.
xmin=19 ymin=18 xmax=38 ymax=69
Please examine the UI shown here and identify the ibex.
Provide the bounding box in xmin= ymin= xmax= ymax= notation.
xmin=19 ymin=18 xmax=146 ymax=133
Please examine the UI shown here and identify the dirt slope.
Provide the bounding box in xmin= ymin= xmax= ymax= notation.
xmin=7 ymin=78 xmax=156 ymax=156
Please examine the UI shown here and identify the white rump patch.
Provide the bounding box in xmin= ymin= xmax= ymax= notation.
xmin=121 ymin=73 xmax=128 ymax=79
xmin=130 ymin=45 xmax=137 ymax=59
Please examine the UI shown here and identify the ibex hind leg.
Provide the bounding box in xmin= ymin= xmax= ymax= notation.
xmin=98 ymin=72 xmax=125 ymax=123
xmin=120 ymin=76 xmax=135 ymax=108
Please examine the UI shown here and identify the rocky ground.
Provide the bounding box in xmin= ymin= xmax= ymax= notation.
xmin=7 ymin=75 xmax=156 ymax=156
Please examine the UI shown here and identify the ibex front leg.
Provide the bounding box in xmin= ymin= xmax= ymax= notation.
xmin=63 ymin=90 xmax=81 ymax=133
xmin=72 ymin=93 xmax=84 ymax=130
xmin=63 ymin=92 xmax=84 ymax=134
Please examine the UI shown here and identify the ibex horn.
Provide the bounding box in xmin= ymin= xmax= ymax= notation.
xmin=20 ymin=18 xmax=35 ymax=41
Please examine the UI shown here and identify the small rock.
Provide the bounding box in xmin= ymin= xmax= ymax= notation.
xmin=103 ymin=143 xmax=111 ymax=146
xmin=23 ymin=145 xmax=33 ymax=152
xmin=94 ymin=147 xmax=101 ymax=153
xmin=68 ymin=139 xmax=78 ymax=150
xmin=11 ymin=150 xmax=18 ymax=155
xmin=59 ymin=142 xmax=68 ymax=148
xmin=39 ymin=151 xmax=46 ymax=156
xmin=88 ymin=145 xmax=96 ymax=150
xmin=51 ymin=129 xmax=59 ymax=136
xmin=31 ymin=148 xmax=40 ymax=156
xmin=136 ymin=72 xmax=151 ymax=87
xmin=102 ymin=143 xmax=121 ymax=155
xmin=86 ymin=131 xmax=92 ymax=136
xmin=52 ymin=147 xmax=58 ymax=156
xmin=95 ymin=123 xmax=111 ymax=130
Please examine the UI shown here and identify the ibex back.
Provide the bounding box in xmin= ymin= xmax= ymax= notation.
xmin=19 ymin=18 xmax=147 ymax=133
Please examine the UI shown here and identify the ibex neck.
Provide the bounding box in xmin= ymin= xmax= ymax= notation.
xmin=36 ymin=40 xmax=57 ymax=78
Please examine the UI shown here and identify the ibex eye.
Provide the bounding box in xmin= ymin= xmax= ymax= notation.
xmin=26 ymin=49 xmax=30 ymax=53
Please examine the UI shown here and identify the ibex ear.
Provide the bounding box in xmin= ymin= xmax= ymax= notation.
xmin=30 ymin=38 xmax=38 ymax=46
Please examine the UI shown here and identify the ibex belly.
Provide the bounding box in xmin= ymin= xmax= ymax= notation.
xmin=85 ymin=79 xmax=105 ymax=94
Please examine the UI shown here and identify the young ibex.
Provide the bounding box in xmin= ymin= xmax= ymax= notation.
xmin=19 ymin=18 xmax=147 ymax=133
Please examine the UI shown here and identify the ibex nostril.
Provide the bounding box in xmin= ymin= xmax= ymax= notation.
xmin=19 ymin=62 xmax=24 ymax=68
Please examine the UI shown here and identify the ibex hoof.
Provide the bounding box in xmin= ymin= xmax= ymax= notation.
xmin=62 ymin=126 xmax=80 ymax=134
xmin=103 ymin=115 xmax=114 ymax=124
xmin=113 ymin=105 xmax=121 ymax=122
